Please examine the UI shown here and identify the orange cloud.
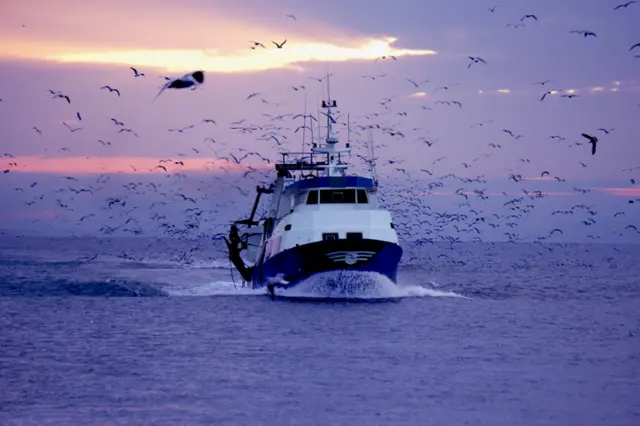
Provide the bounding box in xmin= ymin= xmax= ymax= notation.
xmin=1 ymin=3 xmax=436 ymax=73
xmin=4 ymin=156 xmax=268 ymax=174
xmin=44 ymin=38 xmax=436 ymax=73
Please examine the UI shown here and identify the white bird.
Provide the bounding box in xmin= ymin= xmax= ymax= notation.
xmin=129 ymin=67 xmax=145 ymax=77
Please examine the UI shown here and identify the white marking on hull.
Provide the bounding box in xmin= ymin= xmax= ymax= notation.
xmin=326 ymin=250 xmax=377 ymax=265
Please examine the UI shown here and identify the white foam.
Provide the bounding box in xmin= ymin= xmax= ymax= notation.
xmin=392 ymin=284 xmax=467 ymax=298
xmin=164 ymin=272 xmax=467 ymax=299
xmin=187 ymin=259 xmax=232 ymax=269
xmin=164 ymin=280 xmax=266 ymax=297
xmin=277 ymin=271 xmax=467 ymax=300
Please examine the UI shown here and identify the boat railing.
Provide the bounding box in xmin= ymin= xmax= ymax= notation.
xmin=275 ymin=151 xmax=351 ymax=179
xmin=277 ymin=152 xmax=315 ymax=165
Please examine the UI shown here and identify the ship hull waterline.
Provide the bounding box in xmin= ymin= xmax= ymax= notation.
xmin=251 ymin=238 xmax=403 ymax=297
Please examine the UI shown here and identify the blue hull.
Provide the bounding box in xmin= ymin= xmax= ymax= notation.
xmin=252 ymin=238 xmax=402 ymax=290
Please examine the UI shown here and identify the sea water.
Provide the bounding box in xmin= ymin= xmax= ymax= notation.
xmin=1 ymin=236 xmax=638 ymax=425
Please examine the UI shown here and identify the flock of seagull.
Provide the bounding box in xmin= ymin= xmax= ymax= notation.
xmin=1 ymin=3 xmax=639 ymax=264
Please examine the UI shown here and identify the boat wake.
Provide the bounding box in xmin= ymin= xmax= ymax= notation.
xmin=276 ymin=271 xmax=466 ymax=301
xmin=165 ymin=270 xmax=466 ymax=300
xmin=164 ymin=280 xmax=266 ymax=297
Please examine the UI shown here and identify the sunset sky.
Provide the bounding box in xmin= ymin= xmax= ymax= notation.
xmin=1 ymin=0 xmax=639 ymax=242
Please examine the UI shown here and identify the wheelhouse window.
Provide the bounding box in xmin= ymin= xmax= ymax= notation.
xmin=357 ymin=189 xmax=368 ymax=204
xmin=306 ymin=190 xmax=318 ymax=205
xmin=320 ymin=189 xmax=356 ymax=204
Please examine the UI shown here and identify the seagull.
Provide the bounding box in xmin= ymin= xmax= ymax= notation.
xmin=581 ymin=133 xmax=598 ymax=155
xmin=249 ymin=41 xmax=265 ymax=49
xmin=630 ymin=43 xmax=640 ymax=51
xmin=468 ymin=56 xmax=487 ymax=68
xmin=488 ymin=5 xmax=500 ymax=12
xmin=62 ymin=121 xmax=82 ymax=132
xmin=129 ymin=67 xmax=145 ymax=77
xmin=570 ymin=30 xmax=597 ymax=38
xmin=434 ymin=83 xmax=459 ymax=91
xmin=152 ymin=70 xmax=205 ymax=103
xmin=53 ymin=93 xmax=71 ymax=103
xmin=374 ymin=55 xmax=397 ymax=63
xmin=540 ymin=91 xmax=552 ymax=101
xmin=614 ymin=1 xmax=637 ymax=10
xmin=521 ymin=14 xmax=538 ymax=21
xmin=100 ymin=86 xmax=121 ymax=96
xmin=285 ymin=14 xmax=297 ymax=20
xmin=119 ymin=128 xmax=139 ymax=137
xmin=308 ymin=74 xmax=333 ymax=83
xmin=534 ymin=80 xmax=551 ymax=86
xmin=168 ymin=125 xmax=194 ymax=133
xmin=272 ymin=40 xmax=287 ymax=49
xmin=268 ymin=135 xmax=282 ymax=145
xmin=406 ymin=78 xmax=429 ymax=88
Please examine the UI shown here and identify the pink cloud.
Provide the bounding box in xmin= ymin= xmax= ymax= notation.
xmin=593 ymin=187 xmax=640 ymax=197
xmin=0 ymin=208 xmax=57 ymax=219
xmin=4 ymin=156 xmax=268 ymax=174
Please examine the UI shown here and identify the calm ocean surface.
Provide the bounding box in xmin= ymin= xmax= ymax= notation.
xmin=1 ymin=236 xmax=639 ymax=425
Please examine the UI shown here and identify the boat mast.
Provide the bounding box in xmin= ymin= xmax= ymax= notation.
xmin=312 ymin=73 xmax=350 ymax=177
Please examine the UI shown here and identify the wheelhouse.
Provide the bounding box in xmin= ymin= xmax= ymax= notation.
xmin=284 ymin=176 xmax=379 ymax=216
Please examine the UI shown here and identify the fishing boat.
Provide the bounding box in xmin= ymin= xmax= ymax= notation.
xmin=224 ymin=93 xmax=403 ymax=299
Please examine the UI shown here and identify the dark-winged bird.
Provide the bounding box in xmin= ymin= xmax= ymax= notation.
xmin=570 ymin=30 xmax=597 ymax=38
xmin=152 ymin=70 xmax=205 ymax=103
xmin=100 ymin=86 xmax=121 ymax=96
xmin=614 ymin=1 xmax=637 ymax=10
xmin=468 ymin=56 xmax=487 ymax=68
xmin=581 ymin=133 xmax=598 ymax=155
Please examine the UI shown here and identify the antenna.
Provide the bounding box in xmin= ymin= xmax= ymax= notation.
xmin=300 ymin=90 xmax=308 ymax=154
xmin=315 ymin=96 xmax=321 ymax=146
xmin=310 ymin=111 xmax=315 ymax=149
xmin=368 ymin=129 xmax=378 ymax=186
xmin=347 ymin=113 xmax=351 ymax=148
xmin=326 ymin=71 xmax=331 ymax=105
